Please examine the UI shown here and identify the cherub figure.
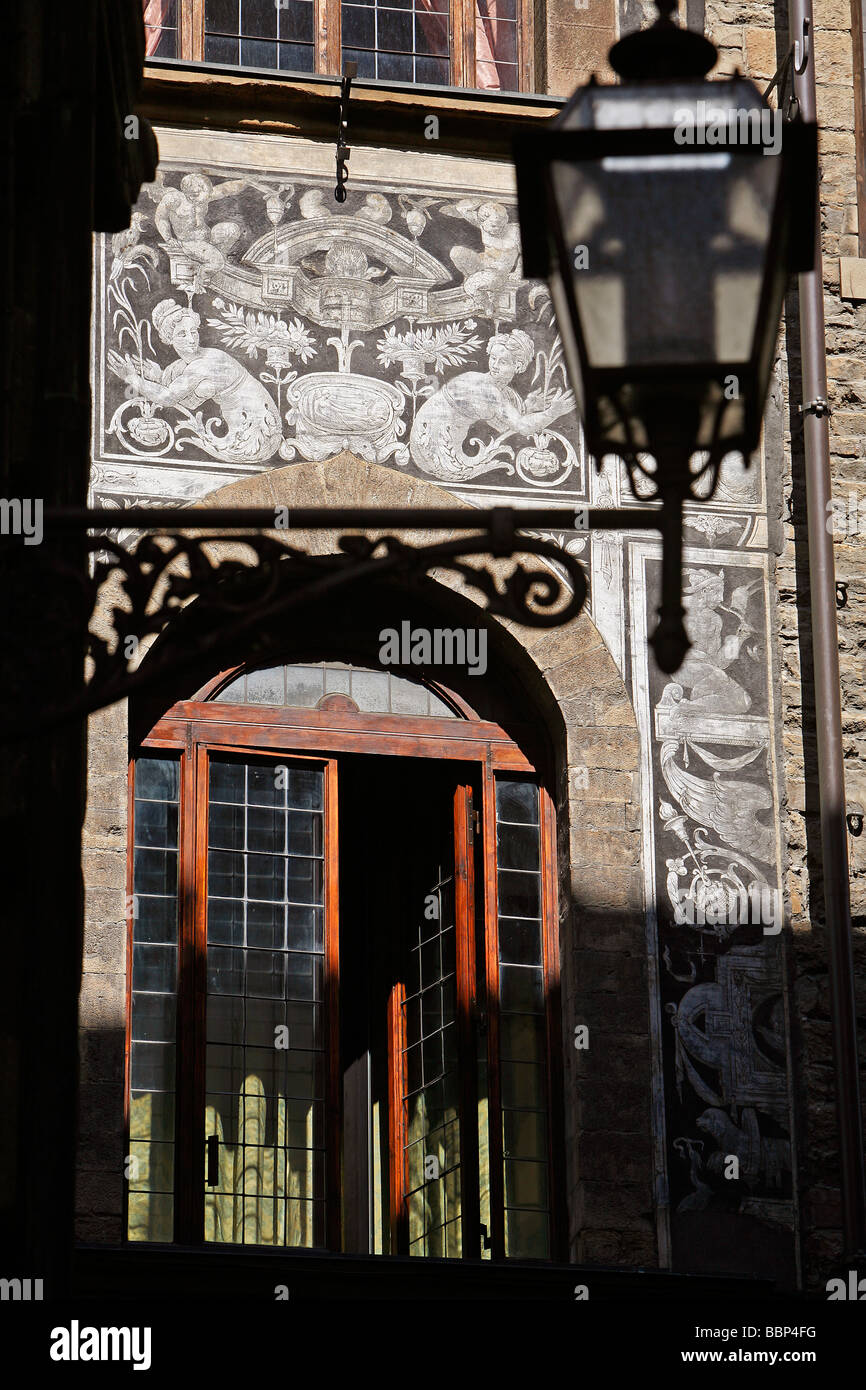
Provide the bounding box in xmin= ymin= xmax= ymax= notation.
xmin=442 ymin=199 xmax=522 ymax=308
xmin=143 ymin=170 xmax=274 ymax=293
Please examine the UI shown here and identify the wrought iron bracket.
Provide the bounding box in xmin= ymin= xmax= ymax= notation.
xmin=3 ymin=502 xmax=675 ymax=736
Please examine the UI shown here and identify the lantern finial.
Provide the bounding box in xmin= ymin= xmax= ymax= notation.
xmin=609 ymin=0 xmax=717 ymax=80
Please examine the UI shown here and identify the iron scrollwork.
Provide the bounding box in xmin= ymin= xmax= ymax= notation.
xmin=12 ymin=513 xmax=592 ymax=733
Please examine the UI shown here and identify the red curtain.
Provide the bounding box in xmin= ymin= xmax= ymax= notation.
xmin=415 ymin=0 xmax=512 ymax=91
xmin=143 ymin=0 xmax=174 ymax=57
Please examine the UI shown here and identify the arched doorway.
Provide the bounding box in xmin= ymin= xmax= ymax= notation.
xmin=79 ymin=454 xmax=652 ymax=1276
xmin=127 ymin=651 xmax=565 ymax=1261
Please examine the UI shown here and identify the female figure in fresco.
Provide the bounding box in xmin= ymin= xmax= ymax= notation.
xmin=108 ymin=298 xmax=283 ymax=465
xmin=409 ymin=329 xmax=573 ymax=482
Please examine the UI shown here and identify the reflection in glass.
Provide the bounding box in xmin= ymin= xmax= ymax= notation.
xmin=204 ymin=756 xmax=327 ymax=1246
xmin=128 ymin=756 xmax=180 ymax=1242
xmin=402 ymin=863 xmax=462 ymax=1257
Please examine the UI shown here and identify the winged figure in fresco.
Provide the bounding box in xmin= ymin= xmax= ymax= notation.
xmin=409 ymin=330 xmax=573 ymax=483
xmin=107 ymin=298 xmax=283 ymax=464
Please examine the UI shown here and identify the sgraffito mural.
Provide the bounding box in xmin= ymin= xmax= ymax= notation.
xmin=90 ymin=128 xmax=794 ymax=1277
xmin=93 ymin=138 xmax=584 ymax=507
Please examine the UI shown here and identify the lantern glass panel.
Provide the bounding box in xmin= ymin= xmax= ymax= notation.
xmin=550 ymin=147 xmax=780 ymax=372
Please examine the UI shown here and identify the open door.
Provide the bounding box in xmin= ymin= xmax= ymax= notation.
xmin=338 ymin=758 xmax=485 ymax=1258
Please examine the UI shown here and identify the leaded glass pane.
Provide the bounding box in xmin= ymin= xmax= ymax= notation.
xmin=212 ymin=661 xmax=457 ymax=718
xmin=128 ymin=756 xmax=180 ymax=1243
xmin=495 ymin=777 xmax=550 ymax=1260
xmin=204 ymin=755 xmax=327 ymax=1248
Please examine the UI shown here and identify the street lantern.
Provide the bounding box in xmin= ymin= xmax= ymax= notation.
xmin=513 ymin=0 xmax=816 ymax=670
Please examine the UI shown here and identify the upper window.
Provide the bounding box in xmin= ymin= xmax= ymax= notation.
xmin=144 ymin=0 xmax=529 ymax=93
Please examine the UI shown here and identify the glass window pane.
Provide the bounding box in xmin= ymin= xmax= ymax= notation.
xmin=240 ymin=0 xmax=277 ymax=38
xmin=206 ymin=0 xmax=240 ymax=33
xmin=287 ymin=904 xmax=323 ymax=952
xmin=132 ymin=944 xmax=177 ymax=994
xmin=496 ymin=822 xmax=540 ymax=872
xmin=129 ymin=754 xmax=180 ymax=1245
xmin=240 ymin=37 xmax=278 ymax=67
xmin=505 ymin=1158 xmax=549 ymax=1210
xmin=340 ymin=46 xmax=376 ymax=77
xmin=379 ymin=9 xmax=413 ymax=50
xmin=498 ymin=915 xmax=542 ymax=966
xmin=130 ymin=1041 xmax=176 ymax=1092
xmin=279 ymin=2 xmax=314 ymax=42
xmin=215 ymin=674 xmax=246 ymax=703
xmin=415 ymin=55 xmax=449 ymax=83
xmin=130 ymin=1090 xmax=175 ymax=1143
xmin=209 ymin=849 xmax=245 ymax=898
xmin=500 ymin=965 xmax=544 ymax=1013
xmin=378 ymin=50 xmax=414 ymax=80
xmin=247 ymin=901 xmax=285 ymax=950
xmin=208 ymin=897 xmax=245 ymax=946
xmin=342 ymin=6 xmax=376 ymax=47
xmin=284 ymin=666 xmax=324 ymax=707
xmin=504 ymin=1207 xmax=550 ymax=1259
xmin=278 ymin=40 xmax=315 ymax=71
xmin=503 ymin=1107 xmax=547 ymax=1162
xmin=499 ymin=1012 xmax=544 ymax=1063
xmin=209 ymin=801 xmax=245 ymax=849
xmin=245 ymin=665 xmax=285 ymax=704
xmin=495 ymin=780 xmax=538 ymax=825
xmin=133 ymin=895 xmax=177 ymax=945
xmin=248 ymin=806 xmax=286 ymax=854
xmin=287 ymin=810 xmax=323 ymax=858
xmin=389 ymin=676 xmax=428 ymax=714
xmin=134 ymin=848 xmax=178 ymax=897
xmin=210 ymin=759 xmax=245 ymax=804
xmin=128 ymin=1193 xmax=173 ymax=1243
xmin=287 ymin=769 xmax=324 ymax=811
xmin=135 ymin=759 xmax=179 ymax=802
xmin=134 ymin=798 xmax=178 ymax=849
xmin=350 ymin=669 xmax=390 ymax=710
xmin=500 ymin=1060 xmax=546 ymax=1109
xmin=497 ymin=870 xmax=540 ymax=920
xmin=204 ymin=33 xmax=241 ymax=62
xmin=248 ymin=763 xmax=283 ymax=807
xmin=132 ymin=992 xmax=176 ymax=1043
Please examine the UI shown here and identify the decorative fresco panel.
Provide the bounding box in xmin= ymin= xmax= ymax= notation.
xmin=92 ymin=132 xmax=588 ymax=509
xmin=90 ymin=127 xmax=793 ymax=1277
xmin=630 ymin=541 xmax=794 ymax=1276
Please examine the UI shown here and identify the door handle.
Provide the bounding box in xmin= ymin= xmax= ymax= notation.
xmin=206 ymin=1134 xmax=219 ymax=1187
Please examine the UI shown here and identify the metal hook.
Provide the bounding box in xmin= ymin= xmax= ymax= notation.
xmin=335 ymin=61 xmax=357 ymax=204
xmin=793 ymin=17 xmax=810 ymax=74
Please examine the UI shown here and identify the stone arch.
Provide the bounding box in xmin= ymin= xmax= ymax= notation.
xmin=81 ymin=451 xmax=654 ymax=1264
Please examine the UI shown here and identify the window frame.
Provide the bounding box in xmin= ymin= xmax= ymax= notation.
xmin=125 ymin=676 xmax=566 ymax=1261
xmin=145 ymin=0 xmax=537 ymax=94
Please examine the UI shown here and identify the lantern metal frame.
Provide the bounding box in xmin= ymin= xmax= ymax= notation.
xmin=511 ymin=0 xmax=817 ymax=669
xmin=513 ymin=120 xmax=817 ymax=472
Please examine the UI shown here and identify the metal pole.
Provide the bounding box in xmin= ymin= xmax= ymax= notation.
xmin=790 ymin=0 xmax=866 ymax=1260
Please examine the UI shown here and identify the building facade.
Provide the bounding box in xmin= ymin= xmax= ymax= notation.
xmin=72 ymin=0 xmax=866 ymax=1294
